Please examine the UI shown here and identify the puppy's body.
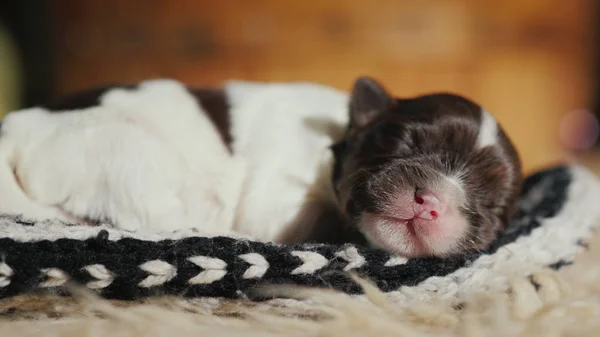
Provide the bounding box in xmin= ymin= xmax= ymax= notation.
xmin=0 ymin=77 xmax=522 ymax=257
xmin=0 ymin=79 xmax=349 ymax=241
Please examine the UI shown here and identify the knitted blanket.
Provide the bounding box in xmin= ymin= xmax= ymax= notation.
xmin=0 ymin=164 xmax=599 ymax=307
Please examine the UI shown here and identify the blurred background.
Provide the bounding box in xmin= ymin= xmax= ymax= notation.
xmin=0 ymin=0 xmax=599 ymax=175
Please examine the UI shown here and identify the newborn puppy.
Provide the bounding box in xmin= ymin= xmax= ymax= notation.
xmin=0 ymin=76 xmax=521 ymax=258
xmin=329 ymin=77 xmax=523 ymax=257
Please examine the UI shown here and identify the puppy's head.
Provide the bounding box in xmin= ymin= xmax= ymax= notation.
xmin=331 ymin=77 xmax=522 ymax=257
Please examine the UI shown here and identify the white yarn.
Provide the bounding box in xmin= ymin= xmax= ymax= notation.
xmin=138 ymin=260 xmax=177 ymax=288
xmin=187 ymin=256 xmax=228 ymax=284
xmin=0 ymin=220 xmax=255 ymax=243
xmin=40 ymin=268 xmax=69 ymax=288
xmin=384 ymin=256 xmax=409 ymax=267
xmin=290 ymin=251 xmax=329 ymax=275
xmin=0 ymin=262 xmax=13 ymax=287
xmin=335 ymin=246 xmax=366 ymax=271
xmin=82 ymin=264 xmax=114 ymax=289
xmin=238 ymin=253 xmax=269 ymax=279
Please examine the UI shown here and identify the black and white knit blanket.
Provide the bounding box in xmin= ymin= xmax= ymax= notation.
xmin=0 ymin=164 xmax=599 ymax=305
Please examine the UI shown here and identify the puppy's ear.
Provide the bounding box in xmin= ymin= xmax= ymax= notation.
xmin=349 ymin=76 xmax=394 ymax=128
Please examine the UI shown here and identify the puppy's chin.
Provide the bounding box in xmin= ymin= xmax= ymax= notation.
xmin=358 ymin=211 xmax=470 ymax=258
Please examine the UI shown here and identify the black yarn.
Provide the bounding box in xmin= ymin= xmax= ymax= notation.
xmin=0 ymin=166 xmax=573 ymax=300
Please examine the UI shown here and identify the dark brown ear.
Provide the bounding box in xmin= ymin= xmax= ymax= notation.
xmin=349 ymin=76 xmax=395 ymax=128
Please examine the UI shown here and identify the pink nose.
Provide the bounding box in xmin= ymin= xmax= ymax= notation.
xmin=413 ymin=189 xmax=446 ymax=220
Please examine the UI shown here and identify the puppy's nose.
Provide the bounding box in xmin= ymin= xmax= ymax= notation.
xmin=413 ymin=189 xmax=447 ymax=220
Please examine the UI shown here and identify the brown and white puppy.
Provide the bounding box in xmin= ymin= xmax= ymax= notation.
xmin=0 ymin=77 xmax=522 ymax=258
xmin=328 ymin=77 xmax=523 ymax=257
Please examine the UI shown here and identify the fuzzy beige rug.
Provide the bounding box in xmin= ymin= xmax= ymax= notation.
xmin=0 ymin=226 xmax=598 ymax=337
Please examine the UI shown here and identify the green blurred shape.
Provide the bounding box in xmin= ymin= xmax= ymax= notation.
xmin=0 ymin=21 xmax=22 ymax=118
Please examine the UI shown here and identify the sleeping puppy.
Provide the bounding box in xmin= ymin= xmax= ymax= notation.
xmin=0 ymin=77 xmax=522 ymax=257
xmin=326 ymin=78 xmax=523 ymax=257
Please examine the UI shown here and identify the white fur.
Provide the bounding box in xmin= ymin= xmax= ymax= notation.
xmin=0 ymin=80 xmax=245 ymax=234
xmin=0 ymin=79 xmax=348 ymax=242
xmin=476 ymin=109 xmax=498 ymax=149
xmin=223 ymin=80 xmax=349 ymax=240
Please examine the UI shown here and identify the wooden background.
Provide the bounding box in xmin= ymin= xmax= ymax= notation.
xmin=48 ymin=0 xmax=596 ymax=174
